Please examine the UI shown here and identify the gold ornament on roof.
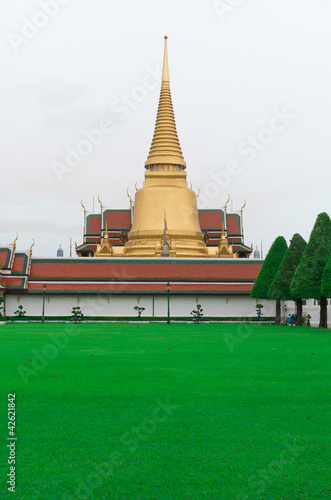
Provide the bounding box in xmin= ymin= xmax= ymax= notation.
xmin=29 ymin=239 xmax=35 ymax=257
xmin=218 ymin=226 xmax=237 ymax=258
xmin=0 ymin=276 xmax=7 ymax=295
xmin=94 ymin=223 xmax=112 ymax=257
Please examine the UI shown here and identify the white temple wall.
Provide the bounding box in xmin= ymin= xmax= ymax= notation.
xmin=4 ymin=294 xmax=330 ymax=325
xmin=4 ymin=293 xmax=271 ymax=319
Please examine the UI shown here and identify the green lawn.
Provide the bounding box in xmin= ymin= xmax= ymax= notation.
xmin=0 ymin=323 xmax=330 ymax=500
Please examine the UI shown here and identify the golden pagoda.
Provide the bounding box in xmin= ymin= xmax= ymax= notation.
xmin=124 ymin=37 xmax=208 ymax=257
xmin=95 ymin=225 xmax=112 ymax=257
xmin=218 ymin=227 xmax=237 ymax=258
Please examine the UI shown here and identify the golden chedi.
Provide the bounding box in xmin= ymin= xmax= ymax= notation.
xmin=218 ymin=227 xmax=237 ymax=258
xmin=95 ymin=225 xmax=112 ymax=257
xmin=124 ymin=37 xmax=208 ymax=257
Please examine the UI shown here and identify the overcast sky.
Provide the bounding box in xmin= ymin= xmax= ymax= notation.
xmin=1 ymin=0 xmax=330 ymax=257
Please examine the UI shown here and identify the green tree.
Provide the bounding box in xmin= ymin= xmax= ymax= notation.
xmin=256 ymin=303 xmax=263 ymax=318
xmin=251 ymin=236 xmax=288 ymax=324
xmin=134 ymin=306 xmax=145 ymax=318
xmin=190 ymin=304 xmax=204 ymax=324
xmin=321 ymin=254 xmax=331 ymax=301
xmin=291 ymin=212 xmax=331 ymax=329
xmin=14 ymin=305 xmax=26 ymax=318
xmin=71 ymin=306 xmax=84 ymax=324
xmin=269 ymin=234 xmax=307 ymax=325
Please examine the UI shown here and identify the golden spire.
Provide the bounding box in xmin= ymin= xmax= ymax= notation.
xmin=103 ymin=222 xmax=110 ymax=243
xmin=220 ymin=226 xmax=227 ymax=244
xmin=145 ymin=36 xmax=186 ymax=170
xmin=94 ymin=219 xmax=112 ymax=257
xmin=162 ymin=36 xmax=169 ymax=83
xmin=218 ymin=226 xmax=237 ymax=258
xmin=161 ymin=212 xmax=170 ymax=257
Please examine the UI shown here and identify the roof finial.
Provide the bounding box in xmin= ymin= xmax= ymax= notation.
xmin=13 ymin=233 xmax=18 ymax=251
xmin=162 ymin=36 xmax=169 ymax=83
xmin=29 ymin=239 xmax=35 ymax=258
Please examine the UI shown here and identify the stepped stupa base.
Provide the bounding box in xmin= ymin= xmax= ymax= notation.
xmin=124 ymin=234 xmax=209 ymax=258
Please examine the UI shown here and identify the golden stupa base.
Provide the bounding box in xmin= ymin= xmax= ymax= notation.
xmin=123 ymin=234 xmax=208 ymax=258
xmin=112 ymin=245 xmax=237 ymax=259
xmin=123 ymin=171 xmax=209 ymax=258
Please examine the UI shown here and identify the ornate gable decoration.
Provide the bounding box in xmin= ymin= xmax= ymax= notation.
xmin=94 ymin=226 xmax=112 ymax=257
xmin=218 ymin=228 xmax=237 ymax=258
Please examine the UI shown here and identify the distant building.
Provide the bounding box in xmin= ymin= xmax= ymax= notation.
xmin=253 ymin=246 xmax=261 ymax=259
xmin=57 ymin=244 xmax=64 ymax=258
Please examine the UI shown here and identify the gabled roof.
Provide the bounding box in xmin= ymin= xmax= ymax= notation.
xmin=0 ymin=247 xmax=14 ymax=269
xmin=103 ymin=210 xmax=131 ymax=230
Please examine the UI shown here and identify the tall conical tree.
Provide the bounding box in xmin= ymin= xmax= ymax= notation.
xmin=269 ymin=234 xmax=307 ymax=325
xmin=291 ymin=212 xmax=331 ymax=329
xmin=251 ymin=236 xmax=288 ymax=324
xmin=321 ymin=254 xmax=331 ymax=313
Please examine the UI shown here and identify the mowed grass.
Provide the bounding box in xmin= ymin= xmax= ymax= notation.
xmin=0 ymin=323 xmax=330 ymax=500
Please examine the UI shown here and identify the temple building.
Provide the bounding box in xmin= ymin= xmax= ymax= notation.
xmin=76 ymin=203 xmax=251 ymax=259
xmin=76 ymin=37 xmax=252 ymax=260
xmin=0 ymin=37 xmax=265 ymax=321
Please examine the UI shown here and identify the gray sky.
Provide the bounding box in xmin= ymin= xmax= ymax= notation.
xmin=1 ymin=0 xmax=330 ymax=257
